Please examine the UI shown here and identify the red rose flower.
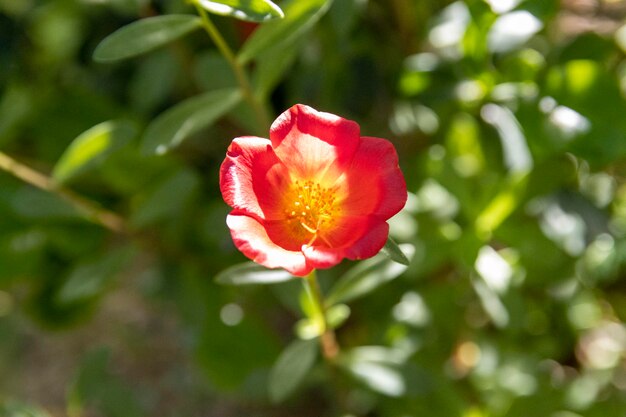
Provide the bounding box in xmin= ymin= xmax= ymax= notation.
xmin=220 ymin=104 xmax=407 ymax=276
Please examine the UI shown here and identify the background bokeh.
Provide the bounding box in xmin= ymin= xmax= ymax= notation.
xmin=3 ymin=0 xmax=626 ymax=415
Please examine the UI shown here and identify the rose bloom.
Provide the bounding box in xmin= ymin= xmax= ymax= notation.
xmin=220 ymin=104 xmax=407 ymax=276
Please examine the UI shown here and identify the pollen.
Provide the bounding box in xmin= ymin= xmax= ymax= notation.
xmin=285 ymin=179 xmax=338 ymax=237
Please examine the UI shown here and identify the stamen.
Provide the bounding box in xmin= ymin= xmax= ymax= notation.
xmin=284 ymin=179 xmax=339 ymax=240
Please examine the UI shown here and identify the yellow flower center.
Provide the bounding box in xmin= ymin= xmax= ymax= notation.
xmin=285 ymin=179 xmax=338 ymax=244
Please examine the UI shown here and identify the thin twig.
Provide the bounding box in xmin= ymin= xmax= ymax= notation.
xmin=193 ymin=2 xmax=271 ymax=133
xmin=0 ymin=151 xmax=127 ymax=234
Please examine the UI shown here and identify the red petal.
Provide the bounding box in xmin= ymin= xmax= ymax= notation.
xmin=226 ymin=213 xmax=312 ymax=276
xmin=345 ymin=220 xmax=389 ymax=260
xmin=270 ymin=104 xmax=360 ymax=181
xmin=341 ymin=136 xmax=407 ymax=219
xmin=303 ymin=217 xmax=390 ymax=267
xmin=317 ymin=215 xmax=372 ymax=248
xmin=220 ymin=137 xmax=291 ymax=220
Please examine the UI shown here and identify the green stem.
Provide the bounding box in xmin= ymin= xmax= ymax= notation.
xmin=193 ymin=3 xmax=271 ymax=133
xmin=303 ymin=270 xmax=340 ymax=360
xmin=0 ymin=151 xmax=127 ymax=234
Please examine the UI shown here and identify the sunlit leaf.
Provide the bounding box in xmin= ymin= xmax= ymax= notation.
xmin=197 ymin=0 xmax=283 ymax=22
xmin=53 ymin=120 xmax=136 ymax=183
xmin=380 ymin=236 xmax=411 ymax=266
xmin=215 ymin=261 xmax=296 ymax=285
xmin=0 ymin=402 xmax=52 ymax=417
xmin=268 ymin=338 xmax=318 ymax=403
xmin=140 ymin=88 xmax=241 ymax=155
xmin=93 ymin=15 xmax=202 ymax=62
xmin=327 ymin=303 xmax=350 ymax=329
xmin=337 ymin=347 xmax=407 ymax=397
xmin=237 ymin=0 xmax=332 ymax=65
xmin=487 ymin=11 xmax=542 ymax=53
xmin=326 ymin=244 xmax=415 ymax=306
xmin=474 ymin=174 xmax=528 ymax=237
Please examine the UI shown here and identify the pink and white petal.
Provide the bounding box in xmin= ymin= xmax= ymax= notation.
xmin=340 ymin=136 xmax=407 ymax=219
xmin=220 ymin=137 xmax=291 ymax=220
xmin=344 ymin=220 xmax=390 ymax=260
xmin=269 ymin=104 xmax=361 ymax=181
xmin=302 ymin=245 xmax=345 ymax=270
xmin=226 ymin=213 xmax=312 ymax=276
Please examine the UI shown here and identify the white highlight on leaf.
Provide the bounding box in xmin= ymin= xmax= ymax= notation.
xmin=488 ymin=11 xmax=543 ymax=53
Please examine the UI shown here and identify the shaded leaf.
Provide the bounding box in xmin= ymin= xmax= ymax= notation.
xmin=141 ymin=88 xmax=241 ymax=155
xmin=53 ymin=120 xmax=137 ymax=183
xmin=215 ymin=261 xmax=296 ymax=285
xmin=11 ymin=187 xmax=82 ymax=221
xmin=129 ymin=50 xmax=179 ymax=113
xmin=326 ymin=244 xmax=415 ymax=305
xmin=253 ymin=35 xmax=304 ymax=98
xmin=237 ymin=0 xmax=332 ymax=65
xmin=93 ymin=15 xmax=202 ymax=63
xmin=56 ymin=246 xmax=135 ymax=304
xmin=130 ymin=169 xmax=199 ymax=228
xmin=197 ymin=0 xmax=283 ymax=23
xmin=68 ymin=348 xmax=143 ymax=417
xmin=194 ymin=51 xmax=238 ymax=91
xmin=268 ymin=338 xmax=318 ymax=403
xmin=380 ymin=236 xmax=411 ymax=266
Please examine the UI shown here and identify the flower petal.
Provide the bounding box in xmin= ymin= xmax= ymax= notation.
xmin=226 ymin=213 xmax=311 ymax=276
xmin=341 ymin=136 xmax=407 ymax=219
xmin=303 ymin=217 xmax=390 ymax=267
xmin=220 ymin=137 xmax=291 ymax=220
xmin=317 ymin=215 xmax=373 ymax=248
xmin=302 ymin=245 xmax=345 ymax=270
xmin=270 ymin=104 xmax=360 ymax=181
xmin=345 ymin=220 xmax=390 ymax=260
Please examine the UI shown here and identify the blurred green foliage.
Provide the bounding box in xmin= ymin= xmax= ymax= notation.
xmin=3 ymin=0 xmax=626 ymax=416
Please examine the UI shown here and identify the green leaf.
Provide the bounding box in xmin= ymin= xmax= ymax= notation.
xmin=56 ymin=246 xmax=135 ymax=304
xmin=326 ymin=244 xmax=415 ymax=306
xmin=130 ymin=169 xmax=199 ymax=228
xmin=11 ymin=186 xmax=82 ymax=221
xmin=53 ymin=120 xmax=136 ymax=183
xmin=215 ymin=261 xmax=296 ymax=285
xmin=69 ymin=348 xmax=143 ymax=417
xmin=140 ymin=88 xmax=241 ymax=155
xmin=0 ymin=402 xmax=52 ymax=417
xmin=337 ymin=346 xmax=409 ymax=397
xmin=194 ymin=51 xmax=238 ymax=92
xmin=380 ymin=236 xmax=411 ymax=266
xmin=268 ymin=338 xmax=318 ymax=403
xmin=253 ymin=35 xmax=304 ymax=98
xmin=93 ymin=15 xmax=202 ymax=63
xmin=327 ymin=303 xmax=351 ymax=329
xmin=129 ymin=50 xmax=179 ymax=113
xmin=197 ymin=0 xmax=284 ymax=22
xmin=237 ymin=0 xmax=332 ymax=65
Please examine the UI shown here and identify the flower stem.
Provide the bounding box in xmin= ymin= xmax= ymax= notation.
xmin=193 ymin=2 xmax=271 ymax=133
xmin=0 ymin=151 xmax=127 ymax=234
xmin=303 ymin=270 xmax=340 ymax=360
